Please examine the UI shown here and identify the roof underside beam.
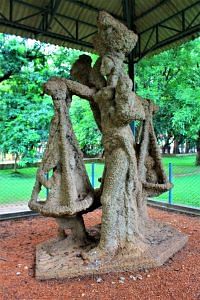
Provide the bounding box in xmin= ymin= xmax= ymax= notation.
xmin=122 ymin=0 xmax=136 ymax=82
xmin=136 ymin=1 xmax=200 ymax=60
xmin=39 ymin=0 xmax=62 ymax=32
xmin=0 ymin=0 xmax=199 ymax=58
xmin=135 ymin=0 xmax=170 ymax=20
xmin=0 ymin=0 xmax=97 ymax=47
xmin=0 ymin=18 xmax=93 ymax=48
xmin=11 ymin=0 xmax=97 ymax=29
xmin=64 ymin=0 xmax=123 ymax=21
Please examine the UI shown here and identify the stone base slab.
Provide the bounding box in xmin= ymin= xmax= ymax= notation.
xmin=35 ymin=221 xmax=188 ymax=280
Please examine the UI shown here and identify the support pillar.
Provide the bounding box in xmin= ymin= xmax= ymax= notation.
xmin=123 ymin=0 xmax=137 ymax=134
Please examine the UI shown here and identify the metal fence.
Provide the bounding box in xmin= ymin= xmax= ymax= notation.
xmin=0 ymin=156 xmax=200 ymax=215
xmin=88 ymin=159 xmax=200 ymax=209
xmin=153 ymin=162 xmax=200 ymax=208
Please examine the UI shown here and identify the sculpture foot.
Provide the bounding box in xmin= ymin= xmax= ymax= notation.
xmin=81 ymin=245 xmax=116 ymax=264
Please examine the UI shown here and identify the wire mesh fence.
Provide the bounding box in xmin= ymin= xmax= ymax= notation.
xmin=155 ymin=157 xmax=200 ymax=208
xmin=0 ymin=155 xmax=199 ymax=214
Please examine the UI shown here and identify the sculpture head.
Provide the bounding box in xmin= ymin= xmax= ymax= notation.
xmin=93 ymin=11 xmax=138 ymax=56
xmin=70 ymin=54 xmax=92 ymax=86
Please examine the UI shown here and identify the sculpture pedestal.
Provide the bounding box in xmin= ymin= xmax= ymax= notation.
xmin=35 ymin=220 xmax=187 ymax=280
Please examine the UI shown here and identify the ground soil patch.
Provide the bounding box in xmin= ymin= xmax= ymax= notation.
xmin=0 ymin=208 xmax=200 ymax=300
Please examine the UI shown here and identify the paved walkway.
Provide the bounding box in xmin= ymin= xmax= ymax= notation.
xmin=0 ymin=203 xmax=30 ymax=214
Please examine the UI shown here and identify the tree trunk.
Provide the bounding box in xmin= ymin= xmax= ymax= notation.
xmin=13 ymin=153 xmax=19 ymax=172
xmin=196 ymin=131 xmax=200 ymax=166
xmin=162 ymin=136 xmax=172 ymax=154
xmin=173 ymin=139 xmax=180 ymax=154
xmin=185 ymin=141 xmax=190 ymax=153
xmin=167 ymin=144 xmax=171 ymax=154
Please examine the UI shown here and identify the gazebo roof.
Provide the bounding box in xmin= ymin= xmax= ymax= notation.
xmin=0 ymin=0 xmax=199 ymax=61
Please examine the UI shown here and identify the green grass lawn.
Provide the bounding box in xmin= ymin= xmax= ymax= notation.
xmin=162 ymin=155 xmax=199 ymax=175
xmin=0 ymin=168 xmax=47 ymax=204
xmin=156 ymin=155 xmax=200 ymax=207
xmin=0 ymin=155 xmax=199 ymax=208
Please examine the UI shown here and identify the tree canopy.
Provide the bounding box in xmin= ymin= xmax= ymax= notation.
xmin=136 ymin=38 xmax=200 ymax=158
xmin=0 ymin=33 xmax=199 ymax=168
xmin=0 ymin=34 xmax=89 ymax=169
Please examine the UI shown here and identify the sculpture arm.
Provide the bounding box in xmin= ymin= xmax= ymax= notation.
xmin=44 ymin=77 xmax=96 ymax=102
xmin=63 ymin=79 xmax=96 ymax=101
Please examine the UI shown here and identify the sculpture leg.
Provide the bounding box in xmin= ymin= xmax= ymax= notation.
xmin=82 ymin=148 xmax=128 ymax=262
xmin=56 ymin=215 xmax=88 ymax=243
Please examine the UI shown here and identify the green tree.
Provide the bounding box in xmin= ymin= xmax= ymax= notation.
xmin=70 ymin=96 xmax=102 ymax=156
xmin=136 ymin=38 xmax=200 ymax=162
xmin=0 ymin=34 xmax=102 ymax=169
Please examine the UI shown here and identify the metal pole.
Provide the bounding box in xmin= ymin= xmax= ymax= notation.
xmin=46 ymin=172 xmax=49 ymax=198
xmin=129 ymin=59 xmax=136 ymax=135
xmin=91 ymin=163 xmax=95 ymax=187
xmin=123 ymin=0 xmax=137 ymax=136
xmin=130 ymin=121 xmax=136 ymax=135
xmin=168 ymin=163 xmax=173 ymax=204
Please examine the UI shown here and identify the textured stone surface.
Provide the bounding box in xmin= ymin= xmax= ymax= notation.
xmin=35 ymin=221 xmax=188 ymax=280
xmin=29 ymin=11 xmax=187 ymax=279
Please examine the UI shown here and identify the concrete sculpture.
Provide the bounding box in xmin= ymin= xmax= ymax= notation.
xmin=29 ymin=11 xmax=187 ymax=279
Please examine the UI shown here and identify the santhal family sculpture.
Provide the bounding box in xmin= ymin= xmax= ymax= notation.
xmin=29 ymin=11 xmax=187 ymax=279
